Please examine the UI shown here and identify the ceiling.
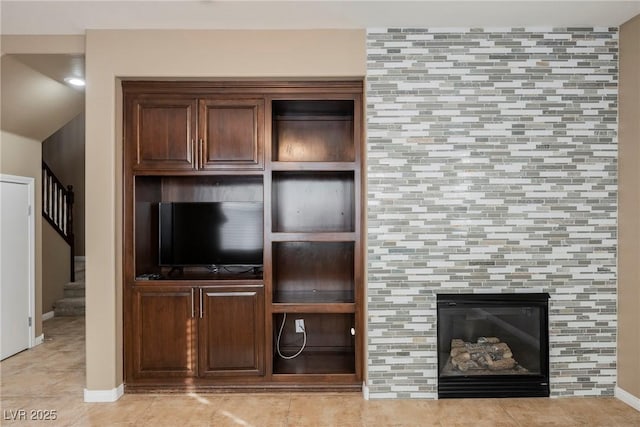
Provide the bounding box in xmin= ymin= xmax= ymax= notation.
xmin=1 ymin=0 xmax=639 ymax=35
xmin=1 ymin=54 xmax=84 ymax=141
xmin=1 ymin=0 xmax=639 ymax=141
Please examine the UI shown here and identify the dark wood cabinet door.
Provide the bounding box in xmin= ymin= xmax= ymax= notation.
xmin=131 ymin=287 xmax=197 ymax=378
xmin=198 ymin=286 xmax=264 ymax=377
xmin=128 ymin=96 xmax=197 ymax=171
xmin=199 ymin=98 xmax=264 ymax=170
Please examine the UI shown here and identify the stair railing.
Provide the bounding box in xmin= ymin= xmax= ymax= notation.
xmin=42 ymin=162 xmax=75 ymax=282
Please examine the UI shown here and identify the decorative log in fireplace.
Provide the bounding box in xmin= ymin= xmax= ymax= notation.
xmin=437 ymin=293 xmax=550 ymax=398
xmin=446 ymin=337 xmax=523 ymax=373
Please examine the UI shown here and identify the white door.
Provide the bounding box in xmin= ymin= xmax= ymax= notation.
xmin=0 ymin=176 xmax=34 ymax=360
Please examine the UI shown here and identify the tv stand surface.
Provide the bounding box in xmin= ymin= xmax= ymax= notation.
xmin=148 ymin=268 xmax=263 ymax=282
xmin=167 ymin=266 xmax=184 ymax=277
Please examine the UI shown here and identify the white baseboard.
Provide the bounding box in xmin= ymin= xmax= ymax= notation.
xmin=33 ymin=334 xmax=44 ymax=347
xmin=42 ymin=311 xmax=54 ymax=321
xmin=84 ymin=384 xmax=124 ymax=403
xmin=615 ymin=386 xmax=640 ymax=412
xmin=362 ymin=382 xmax=370 ymax=400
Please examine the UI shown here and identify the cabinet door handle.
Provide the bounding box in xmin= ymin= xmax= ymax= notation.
xmin=192 ymin=138 xmax=197 ymax=168
xmin=199 ymin=288 xmax=204 ymax=318
xmin=191 ymin=288 xmax=195 ymax=318
xmin=199 ymin=139 xmax=204 ymax=169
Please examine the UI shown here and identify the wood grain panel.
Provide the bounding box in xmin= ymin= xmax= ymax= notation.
xmin=133 ymin=176 xmax=161 ymax=277
xmin=130 ymin=96 xmax=196 ymax=171
xmin=273 ymin=241 xmax=354 ymax=301
xmin=133 ymin=287 xmax=196 ymax=378
xmin=272 ymin=99 xmax=355 ymax=162
xmin=200 ymin=98 xmax=264 ymax=170
xmin=160 ymin=175 xmax=263 ymax=203
xmin=274 ymin=119 xmax=354 ymax=162
xmin=273 ymin=313 xmax=356 ymax=375
xmin=199 ymin=286 xmax=265 ymax=376
xmin=272 ymin=172 xmax=355 ymax=233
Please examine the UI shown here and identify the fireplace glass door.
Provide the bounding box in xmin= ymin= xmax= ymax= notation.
xmin=437 ymin=293 xmax=550 ymax=398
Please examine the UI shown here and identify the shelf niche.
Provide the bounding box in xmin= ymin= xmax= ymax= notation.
xmin=271 ymin=171 xmax=355 ymax=233
xmin=272 ymin=100 xmax=355 ymax=162
xmin=273 ymin=313 xmax=356 ymax=375
xmin=133 ymin=175 xmax=263 ymax=279
xmin=273 ymin=241 xmax=354 ymax=304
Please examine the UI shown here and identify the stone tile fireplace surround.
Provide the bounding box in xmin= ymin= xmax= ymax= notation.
xmin=366 ymin=27 xmax=618 ymax=398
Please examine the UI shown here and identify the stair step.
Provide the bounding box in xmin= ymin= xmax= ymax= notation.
xmin=74 ymin=260 xmax=86 ymax=282
xmin=54 ymin=297 xmax=85 ymax=317
xmin=56 ymin=259 xmax=86 ymax=315
xmin=64 ymin=281 xmax=85 ymax=298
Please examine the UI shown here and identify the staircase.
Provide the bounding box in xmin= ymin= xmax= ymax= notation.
xmin=42 ymin=161 xmax=75 ymax=282
xmin=53 ymin=259 xmax=85 ymax=316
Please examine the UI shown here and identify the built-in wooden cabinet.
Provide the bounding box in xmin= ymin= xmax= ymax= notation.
xmin=128 ymin=284 xmax=264 ymax=382
xmin=125 ymin=92 xmax=263 ymax=172
xmin=199 ymin=286 xmax=264 ymax=377
xmin=199 ymin=98 xmax=264 ymax=170
xmin=268 ymin=96 xmax=361 ymax=380
xmin=129 ymin=286 xmax=197 ymax=379
xmin=271 ymin=99 xmax=355 ymax=163
xmin=272 ymin=313 xmax=356 ymax=375
xmin=126 ymin=95 xmax=197 ymax=171
xmin=123 ymin=81 xmax=363 ymax=392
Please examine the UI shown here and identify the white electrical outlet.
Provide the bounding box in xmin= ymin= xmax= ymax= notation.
xmin=295 ymin=319 xmax=305 ymax=333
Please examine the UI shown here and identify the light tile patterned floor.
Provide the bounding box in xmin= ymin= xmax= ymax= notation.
xmin=1 ymin=317 xmax=639 ymax=426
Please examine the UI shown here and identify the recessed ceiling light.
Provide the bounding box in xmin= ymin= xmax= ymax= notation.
xmin=65 ymin=77 xmax=85 ymax=87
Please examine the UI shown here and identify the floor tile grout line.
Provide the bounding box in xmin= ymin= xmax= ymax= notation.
xmin=500 ymin=405 xmax=523 ymax=427
xmin=3 ymin=317 xmax=640 ymax=426
xmin=284 ymin=392 xmax=292 ymax=427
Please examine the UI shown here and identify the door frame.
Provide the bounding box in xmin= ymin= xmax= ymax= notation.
xmin=1 ymin=174 xmax=36 ymax=348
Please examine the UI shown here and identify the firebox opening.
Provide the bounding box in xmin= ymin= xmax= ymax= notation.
xmin=437 ymin=293 xmax=550 ymax=398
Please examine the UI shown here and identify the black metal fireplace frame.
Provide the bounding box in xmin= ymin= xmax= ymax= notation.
xmin=437 ymin=293 xmax=550 ymax=399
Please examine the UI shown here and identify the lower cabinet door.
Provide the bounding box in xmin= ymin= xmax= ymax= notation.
xmin=198 ymin=286 xmax=265 ymax=377
xmin=131 ymin=287 xmax=197 ymax=379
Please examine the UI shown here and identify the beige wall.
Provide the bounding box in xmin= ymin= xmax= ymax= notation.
xmin=618 ymin=14 xmax=640 ymax=399
xmin=1 ymin=54 xmax=84 ymax=142
xmin=85 ymin=29 xmax=366 ymax=392
xmin=42 ymin=224 xmax=70 ymax=313
xmin=1 ymin=35 xmax=84 ymax=55
xmin=0 ymin=131 xmax=43 ymax=337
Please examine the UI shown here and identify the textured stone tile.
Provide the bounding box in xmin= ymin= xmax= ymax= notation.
xmin=366 ymin=27 xmax=618 ymax=398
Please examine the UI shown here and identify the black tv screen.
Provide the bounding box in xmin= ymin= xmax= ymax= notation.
xmin=158 ymin=202 xmax=263 ymax=267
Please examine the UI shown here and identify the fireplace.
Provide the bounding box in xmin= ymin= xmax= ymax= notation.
xmin=437 ymin=293 xmax=550 ymax=398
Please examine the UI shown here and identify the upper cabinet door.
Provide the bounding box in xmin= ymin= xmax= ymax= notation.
xmin=127 ymin=95 xmax=198 ymax=171
xmin=199 ymin=98 xmax=264 ymax=170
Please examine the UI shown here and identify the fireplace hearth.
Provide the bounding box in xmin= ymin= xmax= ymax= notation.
xmin=437 ymin=293 xmax=550 ymax=398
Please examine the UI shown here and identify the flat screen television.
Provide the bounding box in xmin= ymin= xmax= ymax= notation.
xmin=158 ymin=201 xmax=263 ymax=267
